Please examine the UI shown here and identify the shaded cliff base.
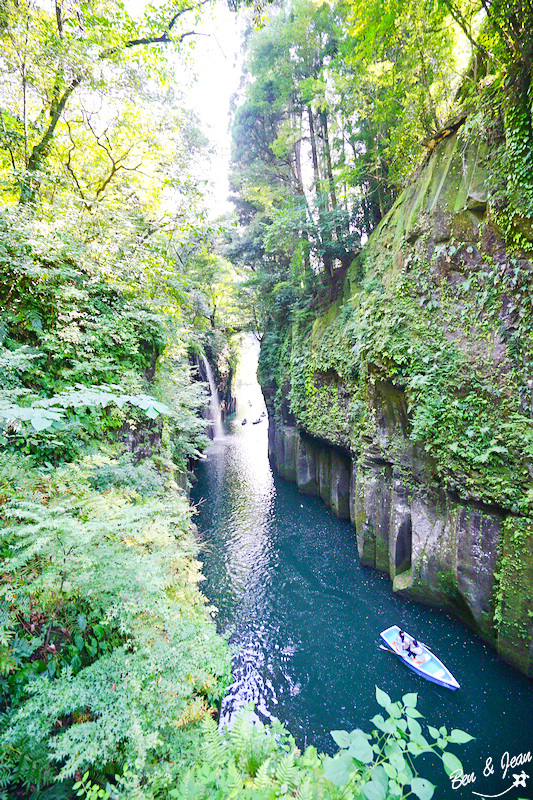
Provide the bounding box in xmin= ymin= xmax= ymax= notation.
xmin=269 ymin=416 xmax=533 ymax=679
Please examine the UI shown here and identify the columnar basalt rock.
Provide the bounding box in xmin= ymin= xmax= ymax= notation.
xmin=268 ymin=415 xmax=503 ymax=641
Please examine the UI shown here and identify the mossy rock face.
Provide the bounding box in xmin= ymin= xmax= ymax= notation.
xmin=261 ymin=126 xmax=533 ymax=677
xmin=495 ymin=518 xmax=533 ymax=676
xmin=297 ymin=435 xmax=319 ymax=496
xmin=330 ymin=451 xmax=351 ymax=519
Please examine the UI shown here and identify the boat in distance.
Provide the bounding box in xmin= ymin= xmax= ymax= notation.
xmin=380 ymin=625 xmax=460 ymax=690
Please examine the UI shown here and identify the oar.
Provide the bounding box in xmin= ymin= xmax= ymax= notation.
xmin=379 ymin=644 xmax=400 ymax=654
xmin=379 ymin=644 xmax=409 ymax=659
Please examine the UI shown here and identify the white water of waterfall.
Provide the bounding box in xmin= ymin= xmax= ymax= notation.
xmin=202 ymin=355 xmax=224 ymax=439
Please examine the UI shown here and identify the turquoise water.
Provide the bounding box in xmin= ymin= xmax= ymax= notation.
xmin=192 ymin=413 xmax=533 ymax=799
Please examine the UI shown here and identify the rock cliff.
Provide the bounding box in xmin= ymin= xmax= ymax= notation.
xmin=260 ymin=124 xmax=533 ymax=677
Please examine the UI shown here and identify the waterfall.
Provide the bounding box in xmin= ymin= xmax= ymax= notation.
xmin=202 ymin=355 xmax=224 ymax=439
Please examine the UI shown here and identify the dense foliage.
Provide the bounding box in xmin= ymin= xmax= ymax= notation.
xmin=172 ymin=689 xmax=473 ymax=800
xmin=0 ymin=157 xmax=237 ymax=800
xmin=0 ymin=3 xmax=242 ymax=797
xmin=0 ymin=454 xmax=230 ymax=799
xmin=228 ymin=0 xmax=533 ymax=327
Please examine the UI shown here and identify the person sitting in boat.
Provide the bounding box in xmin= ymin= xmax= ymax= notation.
xmin=409 ymin=638 xmax=423 ymax=658
xmin=397 ymin=630 xmax=410 ymax=653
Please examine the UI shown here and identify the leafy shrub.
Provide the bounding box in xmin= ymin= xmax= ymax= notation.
xmin=85 ymin=453 xmax=165 ymax=495
xmin=0 ymin=458 xmax=230 ymax=799
xmin=171 ymin=689 xmax=472 ymax=800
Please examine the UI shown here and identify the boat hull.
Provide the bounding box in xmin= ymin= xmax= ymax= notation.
xmin=380 ymin=625 xmax=460 ymax=691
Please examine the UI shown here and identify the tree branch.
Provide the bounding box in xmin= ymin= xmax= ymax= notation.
xmin=18 ymin=0 xmax=211 ymax=203
xmin=0 ymin=111 xmax=17 ymax=171
xmin=439 ymin=0 xmax=493 ymax=63
xmin=101 ymin=0 xmax=211 ymax=58
xmin=55 ymin=0 xmax=63 ymax=36
xmin=479 ymin=0 xmax=518 ymax=58
xmin=20 ymin=75 xmax=82 ymax=203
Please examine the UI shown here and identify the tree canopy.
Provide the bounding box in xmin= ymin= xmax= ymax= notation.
xmin=226 ymin=0 xmax=532 ymax=333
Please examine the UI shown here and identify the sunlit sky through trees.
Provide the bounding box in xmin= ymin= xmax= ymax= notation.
xmin=127 ymin=0 xmax=245 ymax=219
xmin=182 ymin=4 xmax=244 ymax=217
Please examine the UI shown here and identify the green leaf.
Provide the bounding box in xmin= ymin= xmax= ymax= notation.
xmin=388 ymin=779 xmax=402 ymax=796
xmin=371 ymin=766 xmax=389 ymax=792
xmin=322 ymin=753 xmax=353 ymax=786
xmin=406 ymin=707 xmax=424 ymax=718
xmin=387 ymin=702 xmax=402 ymax=718
xmin=77 ymin=613 xmax=87 ymax=632
xmin=383 ymin=763 xmax=397 ymax=779
xmin=442 ymin=751 xmax=463 ymax=777
xmin=30 ymin=413 xmax=55 ymax=431
xmin=402 ymin=692 xmax=417 ymax=708
xmin=371 ymin=714 xmax=395 ymax=734
xmin=427 ymin=726 xmax=440 ymax=739
xmin=410 ymin=777 xmax=435 ymax=800
xmin=407 ymin=717 xmax=422 ymax=736
xmin=362 ymin=780 xmax=386 ymax=800
xmin=383 ymin=761 xmax=398 ymax=778
xmin=375 ymin=686 xmax=391 ymax=708
xmin=331 ymin=730 xmax=352 ymax=749
xmin=347 ymin=730 xmax=373 ymax=763
xmin=448 ymin=729 xmax=474 ymax=744
xmin=411 ymin=733 xmax=431 ymax=749
xmin=389 ymin=751 xmax=405 ymax=773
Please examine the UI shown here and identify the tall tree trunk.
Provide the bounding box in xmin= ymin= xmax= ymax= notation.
xmin=308 ymin=107 xmax=332 ymax=277
xmin=19 ymin=76 xmax=82 ymax=204
xmin=320 ymin=110 xmax=337 ymax=211
xmin=308 ymin=106 xmax=320 ymax=190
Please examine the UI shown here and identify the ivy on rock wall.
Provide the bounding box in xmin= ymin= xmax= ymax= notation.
xmin=260 ymin=117 xmax=533 ymax=514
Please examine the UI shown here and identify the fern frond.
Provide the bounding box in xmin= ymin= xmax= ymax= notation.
xmin=10 ymin=738 xmax=54 ymax=791
xmin=252 ymin=757 xmax=272 ymax=790
xmin=275 ymin=752 xmax=297 ymax=790
xmin=228 ymin=702 xmax=256 ymax=753
xmin=200 ymin=714 xmax=227 ymax=764
xmin=295 ymin=777 xmax=315 ymax=800
xmin=226 ymin=757 xmax=243 ymax=791
xmin=31 ymin=780 xmax=75 ymax=799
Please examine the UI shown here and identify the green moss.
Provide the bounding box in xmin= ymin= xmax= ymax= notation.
xmin=257 ymin=120 xmax=533 ymax=667
xmin=375 ymin=536 xmax=390 ymax=573
xmin=493 ymin=517 xmax=533 ymax=674
xmin=437 ymin=570 xmax=459 ymax=598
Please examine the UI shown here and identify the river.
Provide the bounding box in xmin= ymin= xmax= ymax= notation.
xmin=191 ymin=336 xmax=533 ymax=799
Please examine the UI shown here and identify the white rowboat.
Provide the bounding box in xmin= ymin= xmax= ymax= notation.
xmin=380 ymin=625 xmax=460 ymax=690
